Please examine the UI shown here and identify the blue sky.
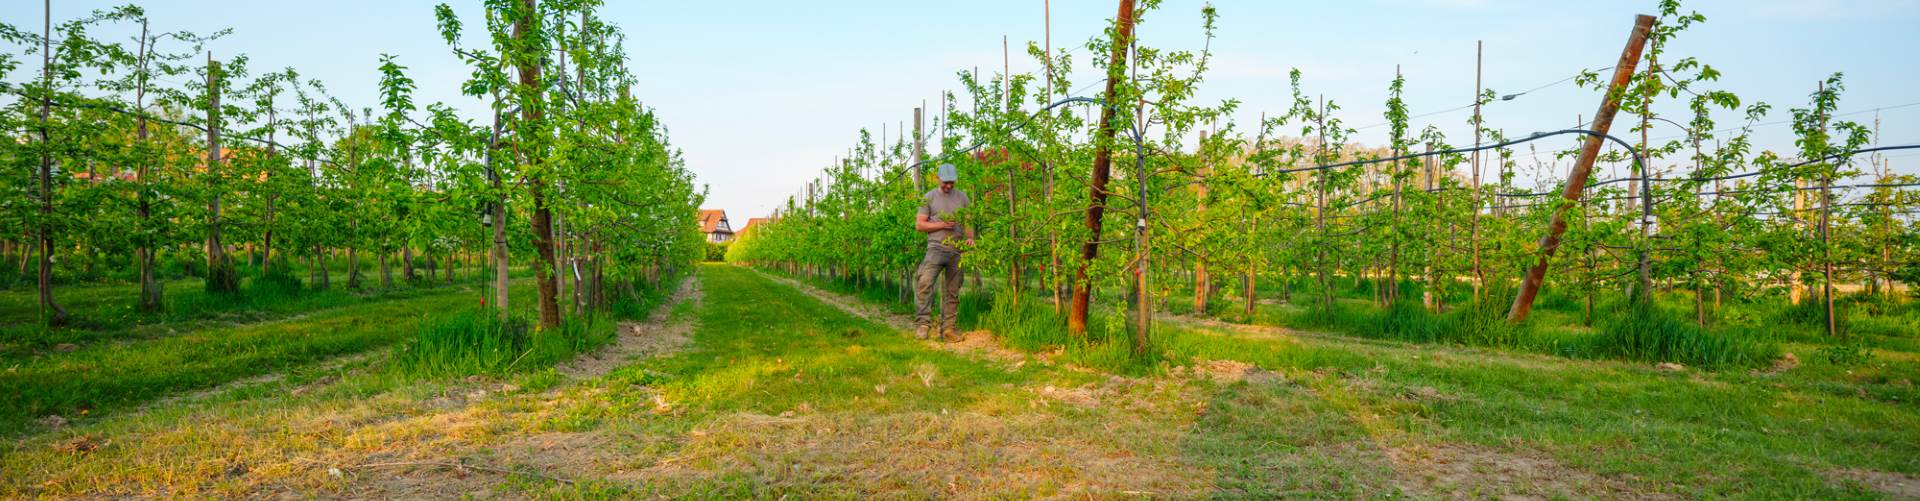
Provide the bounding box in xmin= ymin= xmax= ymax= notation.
xmin=6 ymin=0 xmax=1918 ymax=219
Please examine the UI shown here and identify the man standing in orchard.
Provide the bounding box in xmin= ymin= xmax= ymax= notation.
xmin=914 ymin=163 xmax=973 ymax=341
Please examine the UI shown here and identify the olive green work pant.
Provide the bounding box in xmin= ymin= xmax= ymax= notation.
xmin=914 ymin=244 xmax=962 ymax=332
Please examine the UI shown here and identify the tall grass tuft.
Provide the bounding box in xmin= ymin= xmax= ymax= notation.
xmin=387 ymin=310 xmax=615 ymax=379
xmin=978 ymin=293 xmax=1159 ymax=374
xmin=1582 ymin=303 xmax=1780 ymax=369
xmin=1777 ymin=293 xmax=1850 ymax=335
xmin=1287 ymin=299 xmax=1546 ymax=351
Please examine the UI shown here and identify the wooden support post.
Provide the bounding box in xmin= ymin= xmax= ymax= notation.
xmin=1004 ymin=35 xmax=1020 ymax=301
xmin=1791 ymin=178 xmax=1806 ymax=304
xmin=1470 ymin=40 xmax=1485 ymax=301
xmin=1244 ymin=113 xmax=1263 ymax=317
xmin=1818 ymin=80 xmax=1836 ymax=337
xmin=1067 ymin=0 xmax=1138 ymax=335
xmin=1507 ymin=14 xmax=1655 ymax=323
xmin=1194 ymin=130 xmax=1209 ymax=315
xmin=914 ymin=106 xmax=925 ymax=191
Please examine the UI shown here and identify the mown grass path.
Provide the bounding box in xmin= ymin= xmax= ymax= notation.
xmin=4 ymin=265 xmax=1918 ymax=498
xmin=771 ymin=267 xmax=1920 ymax=499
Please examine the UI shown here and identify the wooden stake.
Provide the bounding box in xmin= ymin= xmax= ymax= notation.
xmin=1195 ymin=130 xmax=1209 ymax=314
xmin=913 ymin=106 xmax=925 ymax=191
xmin=1508 ymin=14 xmax=1656 ymax=323
xmin=1818 ymin=80 xmax=1836 ymax=337
xmin=1004 ymin=34 xmax=1020 ymax=300
xmin=1470 ymin=40 xmax=1485 ymax=301
xmin=1067 ymin=0 xmax=1138 ymax=335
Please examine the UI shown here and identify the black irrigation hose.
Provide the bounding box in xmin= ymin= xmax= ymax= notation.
xmin=1574 ymin=144 xmax=1920 ymax=188
xmin=1258 ymin=128 xmax=1647 ymax=180
xmin=836 ymin=93 xmax=1919 ymax=217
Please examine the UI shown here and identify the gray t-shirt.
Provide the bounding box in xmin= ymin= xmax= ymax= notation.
xmin=921 ymin=188 xmax=970 ymax=248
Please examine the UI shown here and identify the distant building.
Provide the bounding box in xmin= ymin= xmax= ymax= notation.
xmin=699 ymin=209 xmax=734 ymax=243
xmin=736 ymin=217 xmax=773 ymax=240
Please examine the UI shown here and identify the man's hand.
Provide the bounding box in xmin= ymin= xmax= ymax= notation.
xmin=915 ymin=214 xmax=957 ymax=233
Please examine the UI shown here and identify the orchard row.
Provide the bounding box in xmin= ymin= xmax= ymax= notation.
xmin=2 ymin=0 xmax=704 ymax=329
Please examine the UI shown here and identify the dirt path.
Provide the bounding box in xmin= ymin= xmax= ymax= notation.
xmin=559 ymin=275 xmax=702 ymax=379
xmin=331 ymin=275 xmax=704 ymax=498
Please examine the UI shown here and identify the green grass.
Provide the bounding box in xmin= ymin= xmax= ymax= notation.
xmin=2 ymin=263 xmax=1916 ymax=497
xmin=500 ymin=265 xmax=1201 ymax=497
xmin=1271 ymin=298 xmax=1783 ymax=369
xmin=0 ymin=265 xmax=523 ymax=358
xmin=1582 ymin=302 xmax=1782 ymax=368
xmin=1155 ymin=321 xmax=1920 ymax=497
xmin=749 ymin=265 xmax=1920 ymax=497
xmin=0 ymin=278 xmax=534 ymax=436
xmin=768 ymin=267 xmax=1165 ymax=374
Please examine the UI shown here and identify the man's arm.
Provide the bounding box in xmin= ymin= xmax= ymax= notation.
xmin=915 ymin=212 xmax=955 ymax=233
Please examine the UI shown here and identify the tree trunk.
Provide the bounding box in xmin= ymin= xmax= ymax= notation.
xmin=204 ymin=56 xmax=239 ymax=295
xmin=403 ymin=245 xmax=415 ymax=282
xmin=133 ymin=19 xmax=164 ymax=312
xmin=516 ymin=0 xmax=564 ymax=329
xmin=347 ymin=244 xmax=360 ymax=289
xmin=1067 ymin=0 xmax=1137 ymax=335
xmin=35 ymin=0 xmax=69 ymax=324
xmin=262 ymin=100 xmax=278 ymax=279
xmin=315 ymin=244 xmax=330 ymax=289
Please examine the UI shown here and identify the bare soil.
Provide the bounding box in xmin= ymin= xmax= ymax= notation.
xmin=559 ymin=277 xmax=701 ymax=379
xmin=1828 ymin=468 xmax=1920 ymax=499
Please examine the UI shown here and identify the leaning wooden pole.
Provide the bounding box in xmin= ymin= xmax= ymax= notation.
xmin=1067 ymin=0 xmax=1138 ymax=335
xmin=1507 ymin=14 xmax=1655 ymax=323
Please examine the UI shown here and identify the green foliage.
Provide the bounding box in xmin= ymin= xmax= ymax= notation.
xmin=1817 ymin=337 xmax=1873 ymax=366
xmin=0 ymin=1 xmax=702 ymax=339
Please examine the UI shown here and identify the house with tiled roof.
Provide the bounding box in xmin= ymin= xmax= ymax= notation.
xmin=735 ymin=217 xmax=773 ymax=240
xmin=699 ymin=209 xmax=733 ymax=243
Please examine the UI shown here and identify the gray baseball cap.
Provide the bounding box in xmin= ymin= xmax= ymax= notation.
xmin=937 ymin=163 xmax=958 ymax=182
